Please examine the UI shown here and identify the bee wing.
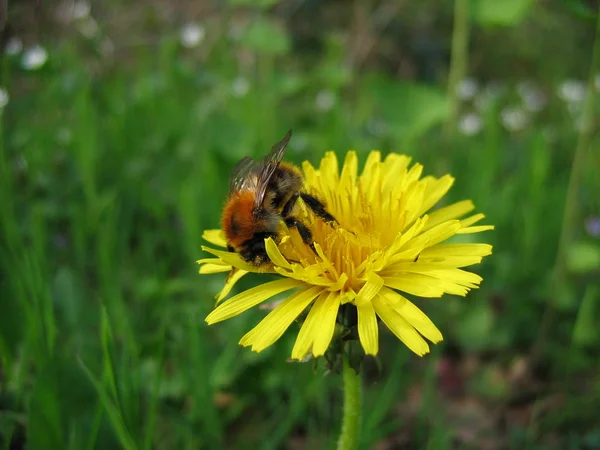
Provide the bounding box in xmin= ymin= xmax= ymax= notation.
xmin=254 ymin=130 xmax=292 ymax=208
xmin=229 ymin=156 xmax=256 ymax=194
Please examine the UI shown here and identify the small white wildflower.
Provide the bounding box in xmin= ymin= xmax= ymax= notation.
xmin=315 ymin=90 xmax=336 ymax=112
xmin=231 ymin=77 xmax=250 ymax=97
xmin=5 ymin=37 xmax=23 ymax=55
xmin=0 ymin=88 xmax=9 ymax=109
xmin=78 ymin=17 xmax=100 ymax=38
xmin=458 ymin=113 xmax=483 ymax=136
xmin=180 ymin=23 xmax=205 ymax=48
xmin=21 ymin=45 xmax=48 ymax=70
xmin=72 ymin=1 xmax=91 ymax=20
xmin=518 ymin=81 xmax=547 ymax=112
xmin=558 ymin=79 xmax=586 ymax=103
xmin=501 ymin=106 xmax=528 ymax=131
xmin=456 ymin=78 xmax=479 ymax=101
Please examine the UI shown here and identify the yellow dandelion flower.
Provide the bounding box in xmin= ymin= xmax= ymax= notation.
xmin=198 ymin=151 xmax=493 ymax=360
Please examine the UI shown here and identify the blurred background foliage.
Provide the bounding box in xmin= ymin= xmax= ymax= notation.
xmin=1 ymin=0 xmax=600 ymax=449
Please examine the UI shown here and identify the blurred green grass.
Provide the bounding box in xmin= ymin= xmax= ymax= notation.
xmin=1 ymin=0 xmax=600 ymax=449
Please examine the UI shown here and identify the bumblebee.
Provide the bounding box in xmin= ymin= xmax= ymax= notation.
xmin=221 ymin=130 xmax=337 ymax=266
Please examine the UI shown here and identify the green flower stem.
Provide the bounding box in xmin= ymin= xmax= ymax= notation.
xmin=337 ymin=353 xmax=362 ymax=450
xmin=444 ymin=0 xmax=470 ymax=138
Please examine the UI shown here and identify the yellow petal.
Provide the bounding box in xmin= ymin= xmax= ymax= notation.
xmin=418 ymin=175 xmax=455 ymax=216
xmin=417 ymin=243 xmax=493 ymax=267
xmin=265 ymin=238 xmax=293 ymax=269
xmin=290 ymin=291 xmax=330 ymax=359
xmin=310 ymin=292 xmax=340 ymax=357
xmin=326 ymin=273 xmax=348 ymax=292
xmin=318 ymin=152 xmax=340 ymax=187
xmin=424 ymin=200 xmax=475 ymax=231
xmin=197 ymin=257 xmax=228 ymax=266
xmin=459 ymin=213 xmax=485 ymax=227
xmin=215 ymin=269 xmax=248 ymax=304
xmin=457 ymin=225 xmax=495 ymax=234
xmin=355 ymin=272 xmax=384 ymax=306
xmin=404 ymin=220 xmax=462 ymax=253
xmin=379 ymin=287 xmax=443 ymax=343
xmin=339 ymin=151 xmax=358 ymax=193
xmin=420 ymin=243 xmax=493 ymax=258
xmin=239 ymin=286 xmax=322 ymax=352
xmin=357 ymin=302 xmax=379 ymax=355
xmin=205 ymin=278 xmax=303 ymax=324
xmin=373 ymin=295 xmax=430 ymax=356
xmin=201 ymin=246 xmax=267 ymax=273
xmin=202 ymin=229 xmax=228 ymax=247
xmin=424 ymin=268 xmax=482 ymax=287
xmin=199 ymin=262 xmax=232 ymax=274
xmin=382 ymin=274 xmax=445 ymax=298
xmin=385 ymin=217 xmax=428 ymax=257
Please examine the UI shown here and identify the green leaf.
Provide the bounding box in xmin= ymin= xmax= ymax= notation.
xmin=365 ymin=74 xmax=450 ymax=141
xmin=567 ymin=241 xmax=600 ymax=273
xmin=472 ymin=0 xmax=534 ymax=26
xmin=240 ymin=18 xmax=290 ymax=55
xmin=52 ymin=267 xmax=81 ymax=330
xmin=572 ymin=286 xmax=599 ymax=347
xmin=78 ymin=358 xmax=138 ymax=450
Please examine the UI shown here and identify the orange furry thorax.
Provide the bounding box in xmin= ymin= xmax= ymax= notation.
xmin=222 ymin=190 xmax=262 ymax=247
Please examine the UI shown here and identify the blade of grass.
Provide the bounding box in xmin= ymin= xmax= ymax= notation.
xmin=78 ymin=356 xmax=138 ymax=450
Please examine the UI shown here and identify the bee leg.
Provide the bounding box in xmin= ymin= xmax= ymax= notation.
xmin=281 ymin=193 xmax=299 ymax=218
xmin=284 ymin=217 xmax=318 ymax=256
xmin=299 ymin=193 xmax=338 ymax=225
